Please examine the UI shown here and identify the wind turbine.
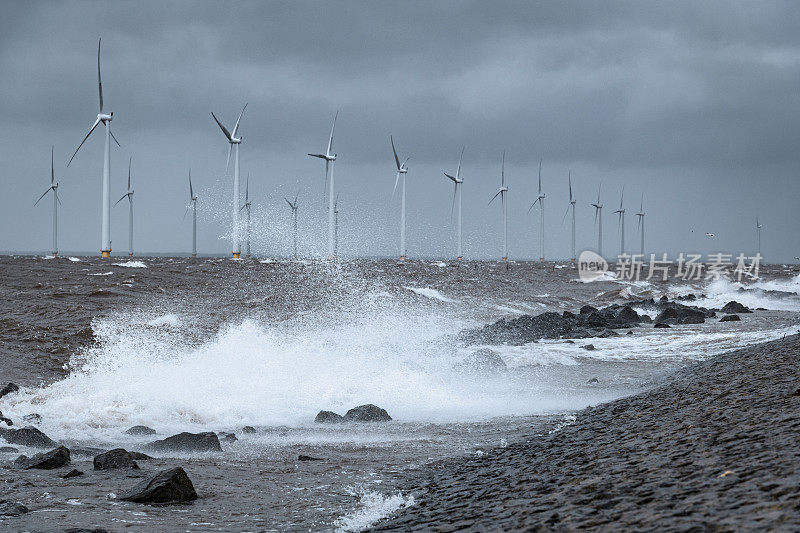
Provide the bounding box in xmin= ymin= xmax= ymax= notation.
xmin=613 ymin=186 xmax=625 ymax=257
xmin=489 ymin=150 xmax=509 ymax=261
xmin=307 ymin=111 xmax=338 ymax=259
xmin=756 ymin=217 xmax=762 ymax=255
xmin=443 ymin=147 xmax=465 ymax=260
xmin=591 ymin=183 xmax=603 ymax=257
xmin=561 ymin=171 xmax=577 ymax=263
xmin=211 ymin=103 xmax=247 ymax=259
xmin=635 ymin=193 xmax=645 ymax=256
xmin=390 ymin=136 xmax=411 ymax=261
xmin=113 ymin=157 xmax=134 ymax=257
xmin=67 ymin=38 xmax=121 ymax=258
xmin=240 ymin=174 xmax=252 ymax=259
xmin=35 ymin=146 xmax=61 ymax=257
xmin=285 ymin=190 xmax=300 ymax=259
xmin=334 ymin=193 xmax=341 ymax=259
xmin=186 ymin=170 xmax=198 ymax=258
xmin=528 ymin=159 xmax=545 ymax=261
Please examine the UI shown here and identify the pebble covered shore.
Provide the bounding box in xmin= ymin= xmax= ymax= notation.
xmin=374 ymin=334 xmax=800 ymax=531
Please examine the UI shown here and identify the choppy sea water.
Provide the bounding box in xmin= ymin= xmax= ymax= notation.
xmin=0 ymin=256 xmax=798 ymax=531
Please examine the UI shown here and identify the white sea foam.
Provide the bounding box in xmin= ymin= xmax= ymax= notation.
xmin=334 ymin=489 xmax=414 ymax=532
xmin=113 ymin=261 xmax=147 ymax=268
xmin=403 ymin=286 xmax=457 ymax=303
xmin=88 ymin=272 xmax=114 ymax=276
xmin=146 ymin=314 xmax=182 ymax=328
xmin=68 ymin=257 xmax=81 ymax=262
xmin=691 ymin=275 xmax=800 ymax=312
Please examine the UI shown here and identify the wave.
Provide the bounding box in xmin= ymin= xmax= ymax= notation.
xmin=403 ymin=286 xmax=457 ymax=303
xmin=113 ymin=261 xmax=147 ymax=268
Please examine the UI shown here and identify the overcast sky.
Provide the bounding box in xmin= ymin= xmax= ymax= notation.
xmin=1 ymin=1 xmax=798 ymax=261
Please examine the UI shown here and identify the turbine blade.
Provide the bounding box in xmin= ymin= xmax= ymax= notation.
xmin=501 ymin=150 xmax=505 ymax=187
xmin=327 ymin=110 xmax=338 ymax=156
xmin=51 ymin=146 xmax=55 ymax=184
xmin=451 ymin=182 xmax=457 ymax=217
xmin=390 ymin=135 xmax=400 ymax=171
xmin=183 ymin=206 xmax=189 ymax=221
xmin=232 ymin=103 xmax=248 ymax=138
xmin=568 ymin=170 xmax=572 ymax=201
xmin=294 ymin=189 xmax=299 ymax=206
xmin=401 ymin=156 xmax=410 ymax=169
xmin=211 ymin=112 xmax=233 ymax=142
xmin=114 ymin=194 xmax=127 ymax=207
xmin=307 ymin=153 xmax=326 ymax=159
xmin=488 ymin=189 xmax=502 ymax=205
xmin=391 ymin=172 xmax=400 ymax=202
xmin=538 ymin=159 xmax=542 ymax=194
xmin=456 ymin=146 xmax=464 ymax=180
xmin=245 ymin=173 xmax=249 ymax=202
xmin=55 ymin=189 xmax=62 ymax=206
xmin=109 ymin=128 xmax=121 ymax=147
xmin=188 ymin=170 xmax=193 ymax=199
xmin=323 ymin=160 xmax=329 ymax=201
xmin=97 ymin=38 xmax=103 ymax=113
xmin=619 ymin=185 xmax=624 ymax=209
xmin=67 ymin=116 xmax=102 ymax=167
xmin=225 ymin=144 xmax=232 ymax=174
xmin=127 ymin=157 xmax=132 ymax=191
xmin=34 ymin=188 xmax=50 ymax=206
xmin=526 ymin=198 xmax=539 ymax=214
xmin=285 ymin=197 xmax=294 ymax=209
xmin=561 ymin=204 xmax=570 ymax=224
xmin=443 ymin=172 xmax=457 ymax=183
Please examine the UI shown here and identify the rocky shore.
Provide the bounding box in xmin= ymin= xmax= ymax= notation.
xmin=374 ymin=334 xmax=800 ymax=531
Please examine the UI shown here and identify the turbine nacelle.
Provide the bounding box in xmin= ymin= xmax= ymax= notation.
xmin=98 ymin=112 xmax=113 ymax=122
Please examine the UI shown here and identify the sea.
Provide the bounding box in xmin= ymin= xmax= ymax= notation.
xmin=0 ymin=255 xmax=798 ymax=531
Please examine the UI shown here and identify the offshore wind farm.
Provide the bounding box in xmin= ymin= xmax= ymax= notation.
xmin=1 ymin=3 xmax=799 ymax=532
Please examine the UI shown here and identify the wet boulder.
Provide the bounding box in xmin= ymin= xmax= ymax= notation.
xmin=343 ymin=404 xmax=392 ymax=422
xmin=0 ymin=383 xmax=19 ymax=399
xmin=15 ymin=446 xmax=70 ymax=469
xmin=125 ymin=425 xmax=156 ymax=436
xmin=314 ymin=411 xmax=344 ymax=424
xmin=0 ymin=426 xmax=56 ymax=448
xmin=0 ymin=446 xmax=19 ymax=453
xmin=120 ymin=467 xmax=198 ymax=504
xmin=0 ymin=411 xmax=12 ymax=427
xmin=579 ymin=305 xmax=598 ymax=315
xmin=218 ymin=432 xmax=238 ymax=443
xmin=128 ymin=451 xmax=152 ymax=460
xmin=720 ymin=314 xmax=741 ymax=322
xmin=21 ymin=414 xmax=41 ymax=425
xmin=0 ymin=500 xmax=28 ymax=516
xmin=298 ymin=454 xmax=323 ymax=461
xmin=241 ymin=426 xmax=256 ymax=434
xmin=62 ymin=469 xmax=84 ymax=478
xmin=654 ymin=323 xmax=671 ymax=328
xmin=94 ymin=448 xmax=139 ymax=470
xmin=582 ymin=344 xmax=596 ymax=351
xmin=146 ymin=432 xmax=222 ymax=453
xmin=721 ymin=301 xmax=752 ymax=314
xmin=653 ymin=306 xmax=706 ymax=325
xmin=455 ymin=349 xmax=507 ymax=373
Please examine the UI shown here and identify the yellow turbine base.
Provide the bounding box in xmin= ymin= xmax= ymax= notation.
xmin=232 ymin=252 xmax=240 ymax=259
xmin=101 ymin=251 xmax=111 ymax=258
xmin=399 ymin=255 xmax=406 ymax=261
xmin=502 ymin=257 xmax=507 ymax=262
xmin=457 ymin=256 xmax=463 ymax=261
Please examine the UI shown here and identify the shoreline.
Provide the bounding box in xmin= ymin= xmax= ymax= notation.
xmin=373 ymin=333 xmax=800 ymax=531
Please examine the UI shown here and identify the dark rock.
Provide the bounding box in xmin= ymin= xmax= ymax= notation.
xmin=62 ymin=468 xmax=84 ymax=478
xmin=343 ymin=404 xmax=393 ymax=422
xmin=562 ymin=311 xmax=576 ymax=320
xmin=0 ymin=446 xmax=18 ymax=453
xmin=582 ymin=344 xmax=596 ymax=351
xmin=0 ymin=500 xmax=28 ymax=516
xmin=677 ymin=294 xmax=697 ymax=301
xmin=128 ymin=451 xmax=152 ymax=460
xmin=218 ymin=432 xmax=238 ymax=443
xmin=0 ymin=411 xmax=12 ymax=427
xmin=70 ymin=446 xmax=107 ymax=457
xmin=16 ymin=446 xmax=70 ymax=469
xmin=721 ymin=301 xmax=752 ymax=314
xmin=654 ymin=323 xmax=671 ymax=328
xmin=579 ymin=305 xmax=598 ymax=315
xmin=125 ymin=425 xmax=156 ymax=436
xmin=654 ymin=306 xmax=706 ymax=325
xmin=720 ymin=314 xmax=741 ymax=322
xmin=241 ymin=426 xmax=256 ymax=434
xmin=626 ymin=330 xmax=633 ymax=335
xmin=0 ymin=426 xmax=56 ymax=448
xmin=315 ymin=411 xmax=345 ymax=424
xmin=298 ymin=454 xmax=323 ymax=461
xmin=0 ymin=383 xmax=19 ymax=399
xmin=455 ymin=348 xmax=507 ymax=373
xmin=120 ymin=467 xmax=198 ymax=504
xmin=146 ymin=432 xmax=222 ymax=453
xmin=588 ymin=377 xmax=599 ymax=384
xmin=21 ymin=413 xmax=41 ymax=425
xmin=64 ymin=529 xmax=109 ymax=533
xmin=94 ymin=448 xmax=139 ymax=470
xmin=756 ymin=307 xmax=767 ymax=311
xmin=659 ymin=296 xmax=669 ymax=303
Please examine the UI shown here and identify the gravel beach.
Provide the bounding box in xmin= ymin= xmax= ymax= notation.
xmin=374 ymin=333 xmax=800 ymax=531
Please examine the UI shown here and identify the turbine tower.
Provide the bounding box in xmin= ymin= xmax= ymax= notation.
xmin=591 ymin=183 xmax=603 ymax=258
xmin=68 ymin=38 xmax=121 ymax=258
xmin=188 ymin=170 xmax=198 ymax=258
xmin=390 ymin=136 xmax=411 ymax=261
xmin=35 ymin=146 xmax=61 ymax=257
xmin=285 ymin=190 xmax=299 ymax=259
xmin=756 ymin=217 xmax=762 ymax=255
xmin=613 ymin=186 xmax=625 ymax=257
xmin=113 ymin=157 xmax=134 ymax=257
xmin=334 ymin=193 xmax=341 ymax=259
xmin=489 ymin=150 xmax=509 ymax=261
xmin=211 ymin=103 xmax=247 ymax=259
xmin=307 ymin=111 xmax=338 ymax=259
xmin=240 ymin=174 xmax=252 ymax=259
xmin=561 ymin=171 xmax=577 ymax=263
xmin=443 ymin=147 xmax=465 ymax=260
xmin=528 ymin=159 xmax=545 ymax=261
xmin=635 ymin=194 xmax=645 ymax=256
